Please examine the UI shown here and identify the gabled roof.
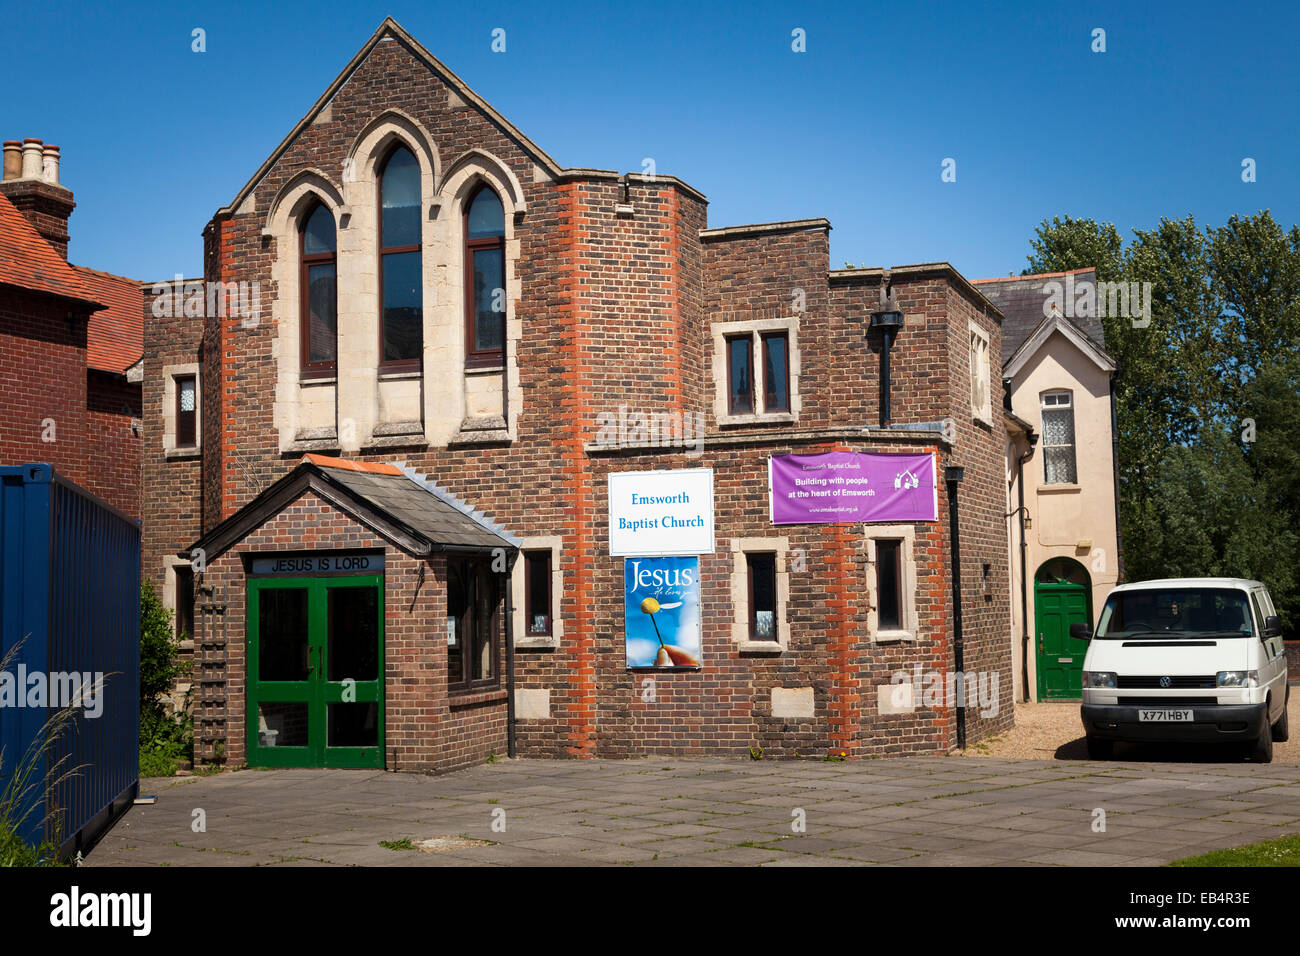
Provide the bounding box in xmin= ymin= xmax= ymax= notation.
xmin=0 ymin=191 xmax=102 ymax=307
xmin=216 ymin=17 xmax=567 ymax=219
xmin=972 ymin=268 xmax=1103 ymax=362
xmin=1002 ymin=310 xmax=1117 ymax=380
xmin=188 ymin=455 xmax=519 ymax=563
xmin=73 ymin=265 xmax=144 ymax=374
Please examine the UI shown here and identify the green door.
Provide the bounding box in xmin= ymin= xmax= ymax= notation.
xmin=247 ymin=575 xmax=384 ymax=768
xmin=1034 ymin=559 xmax=1091 ymax=701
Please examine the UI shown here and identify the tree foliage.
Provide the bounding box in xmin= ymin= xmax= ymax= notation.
xmin=1024 ymin=212 xmax=1300 ymax=636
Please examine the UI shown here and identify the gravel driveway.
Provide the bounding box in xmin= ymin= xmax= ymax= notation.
xmin=967 ymin=692 xmax=1300 ymax=763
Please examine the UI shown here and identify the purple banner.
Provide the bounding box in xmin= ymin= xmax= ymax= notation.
xmin=768 ymin=452 xmax=938 ymax=524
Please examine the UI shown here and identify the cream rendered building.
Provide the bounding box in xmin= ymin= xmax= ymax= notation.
xmin=975 ymin=269 xmax=1121 ymax=703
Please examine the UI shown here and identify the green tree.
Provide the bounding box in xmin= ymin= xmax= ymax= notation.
xmin=1023 ymin=211 xmax=1300 ymax=635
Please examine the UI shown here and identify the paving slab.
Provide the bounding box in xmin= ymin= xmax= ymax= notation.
xmin=87 ymin=755 xmax=1300 ymax=867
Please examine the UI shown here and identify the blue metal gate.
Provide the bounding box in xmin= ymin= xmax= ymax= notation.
xmin=0 ymin=463 xmax=139 ymax=856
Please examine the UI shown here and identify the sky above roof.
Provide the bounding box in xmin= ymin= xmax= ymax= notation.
xmin=4 ymin=0 xmax=1296 ymax=283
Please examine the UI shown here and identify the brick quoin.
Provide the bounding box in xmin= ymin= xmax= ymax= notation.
xmin=142 ymin=19 xmax=1014 ymax=772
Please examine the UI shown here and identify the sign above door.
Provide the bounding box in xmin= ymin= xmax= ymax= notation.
xmin=250 ymin=552 xmax=386 ymax=575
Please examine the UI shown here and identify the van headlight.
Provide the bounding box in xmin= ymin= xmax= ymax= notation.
xmin=1082 ymin=671 xmax=1117 ymax=688
xmin=1216 ymin=670 xmax=1259 ymax=688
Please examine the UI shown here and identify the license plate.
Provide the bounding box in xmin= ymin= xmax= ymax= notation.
xmin=1138 ymin=709 xmax=1193 ymax=722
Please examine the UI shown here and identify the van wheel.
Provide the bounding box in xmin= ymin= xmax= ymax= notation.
xmin=1272 ymin=688 xmax=1290 ymax=743
xmin=1086 ymin=737 xmax=1113 ymax=760
xmin=1250 ymin=727 xmax=1274 ymax=763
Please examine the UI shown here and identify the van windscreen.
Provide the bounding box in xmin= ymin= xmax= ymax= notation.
xmin=1095 ymin=588 xmax=1254 ymax=639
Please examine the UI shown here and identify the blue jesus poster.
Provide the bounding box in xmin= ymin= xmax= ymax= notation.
xmin=624 ymin=556 xmax=702 ymax=669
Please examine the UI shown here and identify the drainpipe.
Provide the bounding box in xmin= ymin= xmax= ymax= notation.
xmin=945 ymin=465 xmax=966 ymax=749
xmin=503 ymin=556 xmax=517 ymax=759
xmin=1109 ymin=377 xmax=1124 ymax=583
xmin=1018 ymin=434 xmax=1037 ymax=702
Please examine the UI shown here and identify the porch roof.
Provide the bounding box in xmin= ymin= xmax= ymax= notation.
xmin=185 ymin=455 xmax=519 ymax=564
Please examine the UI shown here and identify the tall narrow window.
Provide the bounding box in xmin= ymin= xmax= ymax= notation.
xmin=378 ymin=146 xmax=422 ymax=369
xmin=970 ymin=325 xmax=991 ymax=422
xmin=174 ymin=565 xmax=194 ymax=641
xmin=876 ymin=539 xmax=902 ymax=630
xmin=447 ymin=557 xmax=500 ymax=691
xmin=465 ymin=185 xmax=506 ymax=367
xmin=727 ymin=335 xmax=753 ymax=414
xmin=176 ymin=375 xmax=196 ymax=448
xmin=524 ymin=550 xmax=552 ymax=637
xmin=300 ymin=203 xmax=337 ymax=377
xmin=747 ymin=552 xmax=777 ymax=640
xmin=1041 ymin=390 xmax=1078 ymax=484
xmin=762 ymin=331 xmax=789 ymax=412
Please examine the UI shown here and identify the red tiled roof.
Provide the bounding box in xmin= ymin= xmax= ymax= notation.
xmin=0 ymin=191 xmax=101 ymax=306
xmin=301 ymin=454 xmax=403 ymax=476
xmin=73 ymin=264 xmax=144 ymax=374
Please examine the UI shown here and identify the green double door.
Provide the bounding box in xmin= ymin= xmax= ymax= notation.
xmin=247 ymin=575 xmax=384 ymax=768
xmin=1035 ymin=577 xmax=1090 ymax=701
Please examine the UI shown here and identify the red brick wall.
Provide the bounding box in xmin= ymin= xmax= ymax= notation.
xmin=0 ymin=287 xmax=90 ymax=480
xmin=140 ymin=282 xmax=205 ymax=589
xmin=85 ymin=369 xmax=141 ymax=518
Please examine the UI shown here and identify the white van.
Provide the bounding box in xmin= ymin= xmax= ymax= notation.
xmin=1078 ymin=578 xmax=1288 ymax=763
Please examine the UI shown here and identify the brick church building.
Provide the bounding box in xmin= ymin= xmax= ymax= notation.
xmin=143 ymin=18 xmax=1014 ymax=772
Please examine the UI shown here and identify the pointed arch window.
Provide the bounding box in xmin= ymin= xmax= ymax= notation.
xmin=464 ymin=184 xmax=506 ymax=367
xmin=378 ymin=145 xmax=423 ymax=370
xmin=299 ymin=202 xmax=337 ymax=378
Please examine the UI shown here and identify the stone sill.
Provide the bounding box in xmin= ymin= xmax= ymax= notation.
xmin=718 ymin=412 xmax=797 ymax=427
xmin=515 ymin=636 xmax=558 ymax=651
xmin=448 ymin=688 xmax=508 ymax=709
xmin=164 ymin=447 xmax=201 ymax=461
xmin=360 ymin=433 xmax=428 ymax=451
xmin=738 ymin=641 xmax=783 ymax=655
xmin=372 ymin=421 xmax=423 ymax=438
xmin=300 ymin=375 xmax=336 ymax=387
xmin=377 ymin=369 xmax=422 ymax=382
xmin=872 ymin=629 xmax=918 ymax=644
xmin=286 ymin=438 xmax=340 ymax=454
xmin=1038 ymin=483 xmax=1082 ymax=494
xmin=450 ymin=421 xmax=511 ymax=446
xmin=464 ymin=364 xmax=506 ymax=377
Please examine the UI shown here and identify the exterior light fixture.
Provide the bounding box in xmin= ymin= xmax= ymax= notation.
xmin=870 ymin=271 xmax=905 ymax=427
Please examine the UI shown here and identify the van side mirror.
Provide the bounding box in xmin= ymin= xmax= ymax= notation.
xmin=1265 ymin=615 xmax=1282 ymax=636
xmin=1069 ymin=622 xmax=1092 ymax=641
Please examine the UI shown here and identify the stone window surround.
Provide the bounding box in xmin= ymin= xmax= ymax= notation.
xmin=730 ymin=536 xmax=791 ymax=654
xmin=865 ymin=524 xmax=920 ymax=643
xmin=712 ymin=317 xmax=800 ymax=426
xmin=161 ymin=555 xmax=196 ymax=651
xmin=511 ymin=535 xmax=563 ymax=650
xmin=266 ymin=109 xmax=526 ymax=454
xmin=162 ymin=363 xmax=201 ymax=458
xmin=969 ymin=319 xmax=993 ymax=426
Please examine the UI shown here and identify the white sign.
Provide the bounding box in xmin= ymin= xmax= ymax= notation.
xmin=608 ymin=468 xmax=714 ymax=556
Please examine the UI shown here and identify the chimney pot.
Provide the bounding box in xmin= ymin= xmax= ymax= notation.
xmin=2 ymin=142 xmax=20 ymax=181
xmin=41 ymin=144 xmax=60 ymax=184
xmin=20 ymin=139 xmax=43 ymax=179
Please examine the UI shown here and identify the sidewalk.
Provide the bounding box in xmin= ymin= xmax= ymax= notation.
xmin=86 ymin=756 xmax=1300 ymax=867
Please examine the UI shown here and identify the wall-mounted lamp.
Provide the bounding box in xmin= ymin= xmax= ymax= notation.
xmin=870 ymin=271 xmax=906 ymax=427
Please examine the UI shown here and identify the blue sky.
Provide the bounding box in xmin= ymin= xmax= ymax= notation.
xmin=3 ymin=0 xmax=1296 ymax=281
